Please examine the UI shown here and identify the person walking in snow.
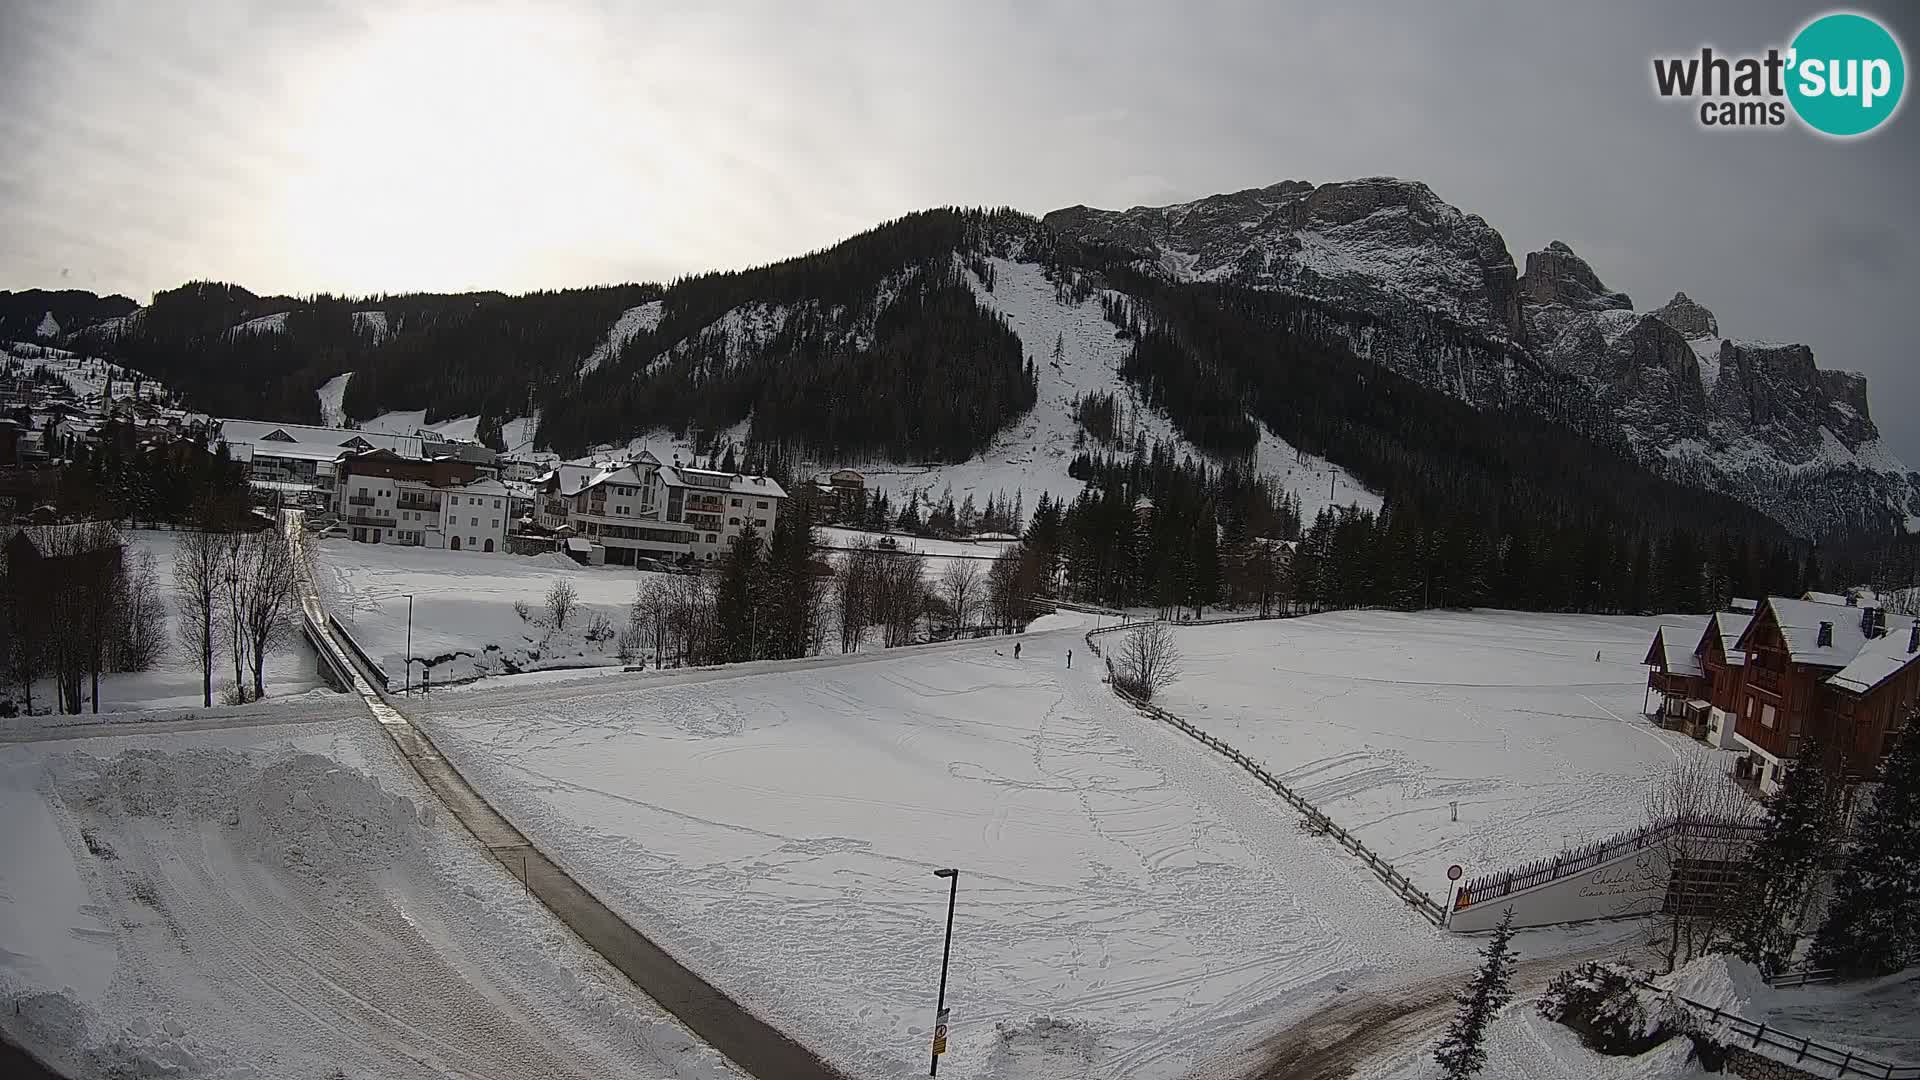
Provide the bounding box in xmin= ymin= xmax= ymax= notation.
xmin=1014 ymin=641 xmax=1022 ymax=659
xmin=1067 ymin=648 xmax=1073 ymax=669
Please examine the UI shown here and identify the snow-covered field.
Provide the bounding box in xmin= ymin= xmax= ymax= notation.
xmin=310 ymin=537 xmax=669 ymax=687
xmin=409 ymin=622 xmax=1476 ymax=1079
xmin=22 ymin=529 xmax=326 ymax=715
xmin=1156 ymin=610 xmax=1725 ymax=890
xmin=0 ymin=717 xmax=743 ymax=1079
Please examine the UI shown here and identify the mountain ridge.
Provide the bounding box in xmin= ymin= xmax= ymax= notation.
xmin=7 ymin=178 xmax=1912 ymax=541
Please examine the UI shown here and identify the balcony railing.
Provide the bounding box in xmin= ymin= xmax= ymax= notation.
xmin=1750 ymin=666 xmax=1783 ymax=694
xmin=347 ymin=512 xmax=395 ymax=528
xmin=397 ymin=498 xmax=442 ymax=512
xmin=348 ymin=495 xmax=377 ymax=507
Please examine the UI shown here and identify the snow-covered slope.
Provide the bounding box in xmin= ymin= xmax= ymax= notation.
xmin=3 ymin=340 xmax=169 ymax=405
xmin=901 ymin=255 xmax=1377 ymax=519
xmin=316 ymin=371 xmax=352 ymax=427
xmin=578 ymin=300 xmax=663 ymax=377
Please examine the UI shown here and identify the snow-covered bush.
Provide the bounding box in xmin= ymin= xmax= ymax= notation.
xmin=584 ymin=612 xmax=615 ymax=643
xmin=1537 ymin=961 xmax=1683 ymax=1055
xmin=512 ymin=600 xmax=531 ymax=623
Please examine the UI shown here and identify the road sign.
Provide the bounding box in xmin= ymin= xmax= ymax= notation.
xmin=1447 ymin=864 xmax=1463 ymax=881
xmin=931 ymin=1008 xmax=950 ymax=1056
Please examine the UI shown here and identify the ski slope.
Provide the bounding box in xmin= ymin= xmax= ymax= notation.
xmin=1157 ymin=610 xmax=1729 ymax=889
xmin=0 ymin=719 xmax=741 ymax=1080
xmin=409 ymin=622 xmax=1467 ymax=1080
xmin=839 ymin=257 xmax=1379 ymax=521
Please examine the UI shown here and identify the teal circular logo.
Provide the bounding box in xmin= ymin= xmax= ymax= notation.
xmin=1787 ymin=12 xmax=1906 ymax=137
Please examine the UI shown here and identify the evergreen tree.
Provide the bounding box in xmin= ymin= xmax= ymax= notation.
xmin=1731 ymin=737 xmax=1842 ymax=975
xmin=714 ymin=524 xmax=763 ymax=662
xmin=1810 ymin=726 xmax=1920 ymax=976
xmin=1435 ymin=908 xmax=1517 ymax=1079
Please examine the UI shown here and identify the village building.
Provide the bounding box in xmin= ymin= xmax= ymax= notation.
xmin=215 ymin=418 xmax=499 ymax=506
xmin=534 ymin=452 xmax=786 ymax=565
xmin=1649 ymin=592 xmax=1918 ymax=797
xmin=333 ymin=449 xmax=510 ymax=553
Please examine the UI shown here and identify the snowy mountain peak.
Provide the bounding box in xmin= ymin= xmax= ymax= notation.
xmin=1519 ymin=241 xmax=1633 ymax=312
xmin=1651 ymin=292 xmax=1718 ymax=339
xmin=1043 ymin=175 xmax=1525 ymax=339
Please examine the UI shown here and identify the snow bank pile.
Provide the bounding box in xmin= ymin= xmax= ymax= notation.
xmin=56 ymin=749 xmax=435 ymax=883
xmin=981 ymin=1015 xmax=1106 ymax=1079
xmin=1658 ymin=955 xmax=1767 ymax=1017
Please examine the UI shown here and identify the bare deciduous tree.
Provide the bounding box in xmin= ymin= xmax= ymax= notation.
xmin=546 ymin=578 xmax=579 ymax=630
xmin=941 ymin=560 xmax=981 ymax=634
xmin=1643 ymin=755 xmax=1755 ymax=973
xmin=114 ymin=549 xmax=168 ymax=672
xmin=837 ymin=543 xmax=880 ymax=653
xmin=1114 ymin=622 xmax=1182 ymax=701
xmin=239 ymin=526 xmax=303 ymax=701
xmin=174 ymin=523 xmax=229 ymax=709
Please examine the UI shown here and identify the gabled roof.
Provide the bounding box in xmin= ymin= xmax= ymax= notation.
xmin=659 ymin=465 xmax=788 ymax=499
xmin=1738 ymin=597 xmax=1873 ymax=668
xmin=1646 ymin=626 xmax=1704 ymax=677
xmin=1803 ymin=590 xmax=1848 ymax=606
xmin=1706 ymin=610 xmax=1754 ymax=667
xmin=1826 ymin=619 xmax=1920 ymax=697
xmin=217 ymin=418 xmax=422 ymax=461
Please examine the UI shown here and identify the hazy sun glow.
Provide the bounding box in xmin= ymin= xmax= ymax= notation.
xmin=277 ymin=9 xmax=657 ymax=293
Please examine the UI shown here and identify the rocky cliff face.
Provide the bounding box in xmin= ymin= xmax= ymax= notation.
xmin=1046 ymin=177 xmax=1525 ymax=340
xmin=1046 ymin=182 xmax=1917 ymax=538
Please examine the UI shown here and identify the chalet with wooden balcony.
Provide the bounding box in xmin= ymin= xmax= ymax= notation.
xmin=1644 ymin=625 xmax=1707 ymax=724
xmin=1725 ymin=595 xmax=1913 ymax=795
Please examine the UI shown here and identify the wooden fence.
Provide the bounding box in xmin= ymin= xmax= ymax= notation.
xmin=1456 ymin=817 xmax=1763 ymax=909
xmin=1085 ymin=620 xmax=1448 ymax=926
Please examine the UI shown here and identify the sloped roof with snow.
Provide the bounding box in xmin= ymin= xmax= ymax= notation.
xmin=217 ymin=418 xmax=422 ymax=461
xmin=659 ymin=466 xmax=787 ymax=499
xmin=1710 ymin=611 xmax=1754 ymax=667
xmin=1652 ymin=626 xmax=1704 ymax=677
xmin=1744 ymin=597 xmax=1872 ymax=668
xmin=1826 ymin=619 xmax=1920 ymax=696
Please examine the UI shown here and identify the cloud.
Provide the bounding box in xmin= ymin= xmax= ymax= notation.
xmin=0 ymin=0 xmax=1915 ymax=464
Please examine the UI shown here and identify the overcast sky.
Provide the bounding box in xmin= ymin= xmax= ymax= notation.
xmin=3 ymin=1 xmax=1915 ymax=461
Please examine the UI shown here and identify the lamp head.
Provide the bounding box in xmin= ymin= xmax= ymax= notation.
xmin=933 ymin=868 xmax=957 ymax=878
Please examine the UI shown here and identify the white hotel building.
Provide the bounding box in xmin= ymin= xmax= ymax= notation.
xmin=535 ymin=452 xmax=786 ymax=565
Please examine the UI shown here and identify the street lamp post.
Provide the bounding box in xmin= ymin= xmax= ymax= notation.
xmin=930 ymin=868 xmax=958 ymax=1076
xmin=404 ymin=594 xmax=414 ymax=694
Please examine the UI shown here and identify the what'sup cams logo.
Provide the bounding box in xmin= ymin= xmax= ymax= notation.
xmin=1652 ymin=11 xmax=1905 ymax=137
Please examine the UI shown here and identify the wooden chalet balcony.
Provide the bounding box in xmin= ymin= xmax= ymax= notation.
xmin=1749 ymin=665 xmax=1783 ymax=694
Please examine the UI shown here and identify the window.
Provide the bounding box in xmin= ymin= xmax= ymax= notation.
xmin=490 ymin=519 xmax=499 ymax=529
xmin=469 ymin=536 xmax=477 ymax=547
xmin=357 ymin=487 xmax=367 ymax=497
xmin=731 ymin=497 xmax=741 ymax=507
xmin=450 ymin=496 xmax=459 ymax=505
xmin=705 ymin=533 xmax=717 ymax=543
xmin=757 ymin=500 xmax=767 ymax=509
xmin=1761 ymin=704 xmax=1777 ymax=729
xmin=755 ymin=518 xmax=767 ymax=528
xmin=471 ymin=516 xmax=479 ymax=526
xmin=493 ymin=499 xmax=501 ymax=509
